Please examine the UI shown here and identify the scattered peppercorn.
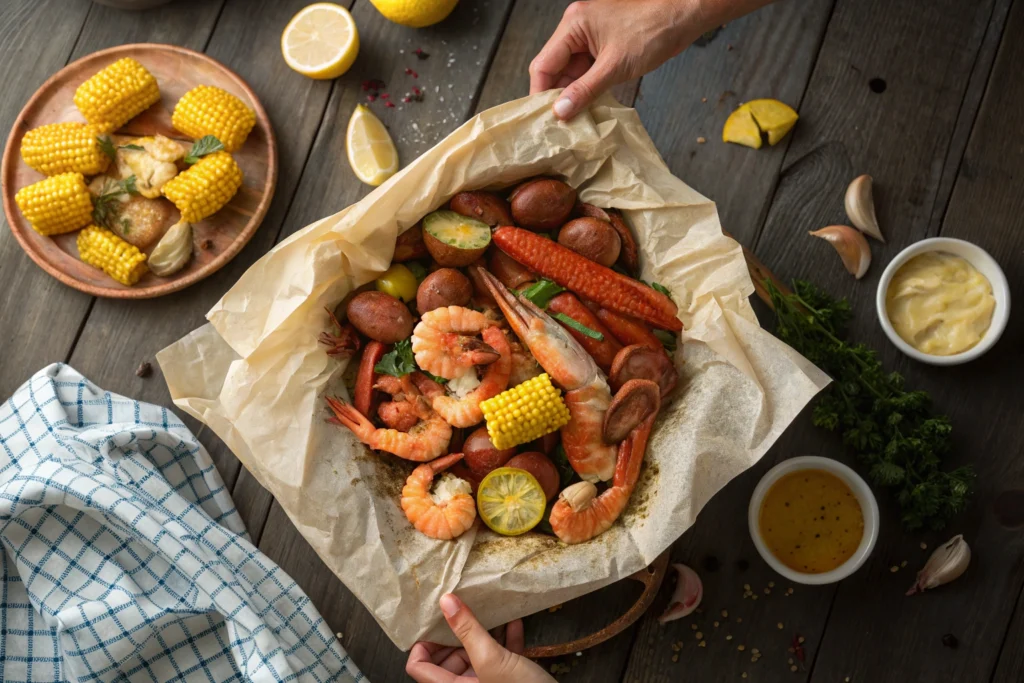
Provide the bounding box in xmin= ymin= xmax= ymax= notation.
xmin=413 ymin=47 xmax=430 ymax=60
xmin=405 ymin=67 xmax=419 ymax=78
xmin=367 ymin=94 xmax=377 ymax=102
xmin=200 ymin=239 xmax=214 ymax=250
xmin=385 ymin=101 xmax=395 ymax=108
xmin=361 ymin=79 xmax=386 ymax=92
xmin=942 ymin=633 xmax=959 ymax=649
xmin=135 ymin=361 xmax=152 ymax=378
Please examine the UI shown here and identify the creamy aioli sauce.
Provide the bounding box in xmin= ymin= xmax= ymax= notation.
xmin=885 ymin=251 xmax=995 ymax=356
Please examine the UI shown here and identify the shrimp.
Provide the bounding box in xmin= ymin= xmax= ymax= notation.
xmin=411 ymin=306 xmax=501 ymax=380
xmin=326 ymin=389 xmax=451 ymax=462
xmin=507 ymin=334 xmax=543 ymax=386
xmin=549 ymin=399 xmax=660 ymax=544
xmin=374 ymin=374 xmax=423 ymax=431
xmin=414 ymin=327 xmax=512 ymax=428
xmin=478 ymin=268 xmax=617 ymax=482
xmin=401 ymin=453 xmax=477 ymax=540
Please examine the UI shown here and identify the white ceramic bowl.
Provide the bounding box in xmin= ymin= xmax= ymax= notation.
xmin=876 ymin=237 xmax=1010 ymax=366
xmin=748 ymin=456 xmax=879 ymax=585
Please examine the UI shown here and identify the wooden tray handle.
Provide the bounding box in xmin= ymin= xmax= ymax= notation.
xmin=523 ymin=550 xmax=671 ymax=659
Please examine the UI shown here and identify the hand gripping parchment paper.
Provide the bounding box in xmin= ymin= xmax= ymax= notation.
xmin=158 ymin=90 xmax=830 ymax=649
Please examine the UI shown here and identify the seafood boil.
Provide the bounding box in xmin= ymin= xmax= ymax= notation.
xmin=321 ymin=181 xmax=681 ymax=544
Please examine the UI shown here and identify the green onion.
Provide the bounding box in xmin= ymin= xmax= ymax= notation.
xmin=552 ymin=312 xmax=604 ymax=340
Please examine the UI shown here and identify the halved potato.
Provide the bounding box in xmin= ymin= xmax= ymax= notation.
xmin=423 ymin=210 xmax=492 ymax=267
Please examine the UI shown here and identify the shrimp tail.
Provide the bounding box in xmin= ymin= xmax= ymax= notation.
xmin=429 ymin=452 xmax=465 ymax=473
xmin=325 ymin=396 xmax=369 ymax=435
xmin=456 ymin=335 xmax=501 ymax=365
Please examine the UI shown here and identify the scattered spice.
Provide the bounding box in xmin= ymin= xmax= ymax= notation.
xmin=672 ymin=654 xmax=679 ymax=662
xmin=701 ymin=97 xmax=708 ymax=103
xmin=548 ymin=603 xmax=563 ymax=612
xmin=901 ymin=560 xmax=908 ymax=568
xmin=381 ymin=93 xmax=390 ymax=100
xmin=890 ymin=565 xmax=900 ymax=573
xmin=941 ymin=633 xmax=959 ymax=649
xmin=405 ymin=67 xmax=419 ymax=78
xmin=736 ymin=618 xmax=742 ymax=623
xmin=742 ymin=674 xmax=747 ymax=679
xmin=361 ymin=79 xmax=386 ymax=92
xmin=697 ymin=136 xmax=707 ymax=144
xmin=726 ymin=635 xmax=733 ymax=641
xmin=921 ymin=542 xmax=929 ymax=550
xmin=200 ymin=239 xmax=214 ymax=250
xmin=790 ymin=665 xmax=799 ymax=672
xmin=777 ymin=623 xmax=784 ymax=630
xmin=698 ymin=640 xmax=707 ymax=648
xmin=764 ymin=588 xmax=771 ymax=594
xmin=714 ymin=621 xmax=720 ymax=628
xmin=402 ymin=96 xmax=411 ymax=103
xmin=385 ymin=101 xmax=395 ymax=108
xmin=743 ymin=584 xmax=751 ymax=591
xmin=691 ymin=623 xmax=698 ymax=630
xmin=695 ymin=632 xmax=704 ymax=640
xmin=367 ymin=94 xmax=377 ymax=102
xmin=737 ymin=645 xmax=746 ymax=652
xmin=791 ymin=635 xmax=806 ymax=663
xmin=135 ymin=361 xmax=152 ymax=378
xmin=727 ymin=44 xmax=734 ymax=51
xmin=722 ymin=610 xmax=729 ymax=618
xmin=413 ymin=47 xmax=430 ymax=60
xmin=335 ymin=631 xmax=343 ymax=639
xmin=768 ymin=581 xmax=775 ymax=588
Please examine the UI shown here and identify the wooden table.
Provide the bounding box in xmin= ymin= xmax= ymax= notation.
xmin=2 ymin=0 xmax=1021 ymax=680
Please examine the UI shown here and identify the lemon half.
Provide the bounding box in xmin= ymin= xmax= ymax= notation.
xmin=346 ymin=104 xmax=399 ymax=186
xmin=281 ymin=3 xmax=359 ymax=80
xmin=476 ymin=467 xmax=547 ymax=536
xmin=369 ymin=0 xmax=459 ymax=28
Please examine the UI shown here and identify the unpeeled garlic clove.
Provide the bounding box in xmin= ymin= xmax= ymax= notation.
xmin=845 ymin=174 xmax=885 ymax=243
xmin=658 ymin=564 xmax=703 ymax=624
xmin=809 ymin=225 xmax=871 ymax=279
xmin=148 ymin=220 xmax=193 ymax=277
xmin=906 ymin=534 xmax=971 ymax=596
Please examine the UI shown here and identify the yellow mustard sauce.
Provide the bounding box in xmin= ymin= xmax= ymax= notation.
xmin=759 ymin=469 xmax=864 ymax=574
xmin=885 ymin=251 xmax=995 ymax=356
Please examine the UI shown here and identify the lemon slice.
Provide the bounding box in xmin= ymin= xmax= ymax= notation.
xmin=346 ymin=104 xmax=399 ymax=186
xmin=281 ymin=3 xmax=360 ymax=80
xmin=746 ymin=99 xmax=799 ymax=145
xmin=476 ymin=467 xmax=547 ymax=536
xmin=722 ymin=105 xmax=763 ymax=149
xmin=369 ymin=0 xmax=460 ymax=28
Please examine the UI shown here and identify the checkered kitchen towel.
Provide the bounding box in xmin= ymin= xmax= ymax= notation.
xmin=0 ymin=364 xmax=363 ymax=682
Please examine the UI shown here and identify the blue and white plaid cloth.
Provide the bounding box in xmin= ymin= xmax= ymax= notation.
xmin=0 ymin=364 xmax=363 ymax=682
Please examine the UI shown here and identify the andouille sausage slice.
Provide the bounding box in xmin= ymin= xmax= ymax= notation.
xmin=546 ymin=292 xmax=623 ymax=374
xmin=610 ymin=344 xmax=678 ymax=398
xmin=603 ymin=379 xmax=661 ymax=443
xmin=355 ymin=341 xmax=388 ymax=418
xmin=607 ymin=209 xmax=639 ymax=276
xmin=595 ymin=307 xmax=664 ymax=351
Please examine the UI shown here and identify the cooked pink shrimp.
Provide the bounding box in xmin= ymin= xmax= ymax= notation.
xmin=411 ymin=306 xmax=501 ymax=380
xmin=479 ymin=269 xmax=617 ymax=482
xmin=374 ymin=375 xmax=422 ymax=431
xmin=326 ymin=393 xmax=451 ymax=462
xmin=549 ymin=401 xmax=659 ymax=544
xmin=401 ymin=453 xmax=477 ymax=540
xmin=414 ymin=327 xmax=512 ymax=428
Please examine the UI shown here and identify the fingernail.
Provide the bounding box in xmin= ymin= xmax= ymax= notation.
xmin=553 ymin=97 xmax=573 ymax=119
xmin=440 ymin=593 xmax=461 ymax=618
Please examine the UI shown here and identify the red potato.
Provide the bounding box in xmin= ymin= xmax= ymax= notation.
xmin=557 ymin=217 xmax=621 ymax=267
xmin=354 ymin=341 xmax=387 ymax=419
xmin=489 ymin=249 xmax=536 ymax=289
xmin=546 ymin=292 xmax=623 ymax=373
xmin=417 ymin=268 xmax=473 ymax=313
xmin=450 ymin=191 xmax=514 ymax=226
xmin=610 ymin=344 xmax=678 ymax=398
xmin=576 ymin=203 xmax=639 ymax=275
xmin=464 ymin=426 xmax=516 ymax=479
xmin=393 ymin=223 xmax=429 ymax=262
xmin=506 ymin=452 xmax=560 ymax=501
xmin=510 ymin=178 xmax=577 ymax=231
xmin=346 ymin=291 xmax=414 ymax=343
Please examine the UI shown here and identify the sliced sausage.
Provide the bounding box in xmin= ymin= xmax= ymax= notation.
xmin=610 ymin=344 xmax=678 ymax=398
xmin=603 ymin=379 xmax=661 ymax=443
xmin=546 ymin=292 xmax=623 ymax=374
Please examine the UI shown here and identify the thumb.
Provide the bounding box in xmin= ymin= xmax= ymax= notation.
xmin=553 ymin=53 xmax=619 ymax=120
xmin=440 ymin=594 xmax=501 ymax=663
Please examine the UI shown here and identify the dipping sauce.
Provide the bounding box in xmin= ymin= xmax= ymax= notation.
xmin=885 ymin=251 xmax=995 ymax=356
xmin=759 ymin=469 xmax=864 ymax=574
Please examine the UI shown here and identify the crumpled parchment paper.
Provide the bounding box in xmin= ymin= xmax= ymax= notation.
xmin=158 ymin=90 xmax=830 ymax=650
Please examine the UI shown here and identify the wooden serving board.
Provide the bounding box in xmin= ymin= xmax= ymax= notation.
xmin=1 ymin=43 xmax=277 ymax=298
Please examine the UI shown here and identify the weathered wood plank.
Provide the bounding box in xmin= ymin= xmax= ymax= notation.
xmin=66 ymin=0 xmax=336 ymax=497
xmin=0 ymin=0 xmax=91 ymax=398
xmin=248 ymin=3 xmax=516 ymax=679
xmin=739 ymin=0 xmax=1014 ymax=681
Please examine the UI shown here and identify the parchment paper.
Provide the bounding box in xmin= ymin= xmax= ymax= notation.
xmin=158 ymin=90 xmax=830 ymax=650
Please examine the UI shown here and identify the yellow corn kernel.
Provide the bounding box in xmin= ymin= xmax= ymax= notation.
xmin=172 ymin=85 xmax=256 ymax=152
xmin=480 ymin=374 xmax=571 ymax=450
xmin=76 ymin=225 xmax=147 ymax=286
xmin=14 ymin=172 xmax=93 ymax=236
xmin=161 ymin=151 xmax=242 ymax=222
xmin=21 ymin=122 xmax=112 ymax=176
xmin=74 ymin=57 xmax=160 ymax=130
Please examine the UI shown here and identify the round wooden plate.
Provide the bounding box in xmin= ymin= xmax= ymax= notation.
xmin=1 ymin=43 xmax=277 ymax=299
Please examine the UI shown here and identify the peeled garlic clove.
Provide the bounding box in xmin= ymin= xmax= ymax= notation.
xmin=658 ymin=564 xmax=703 ymax=624
xmin=809 ymin=225 xmax=871 ymax=279
xmin=845 ymin=174 xmax=885 ymax=243
xmin=148 ymin=221 xmax=193 ymax=277
xmin=907 ymin=534 xmax=970 ymax=596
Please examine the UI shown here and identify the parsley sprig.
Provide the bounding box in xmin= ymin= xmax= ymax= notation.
xmin=373 ymin=338 xmax=447 ymax=384
xmin=766 ymin=279 xmax=973 ymax=530
xmin=184 ymin=135 xmax=225 ymax=164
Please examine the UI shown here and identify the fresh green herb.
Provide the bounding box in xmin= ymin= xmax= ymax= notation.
xmin=119 ymin=143 xmax=145 ymax=152
xmin=653 ymin=329 xmax=677 ymax=353
xmin=766 ymin=279 xmax=973 ymax=530
xmin=374 ymin=338 xmax=416 ymax=377
xmin=122 ymin=175 xmax=138 ymax=195
xmin=184 ymin=135 xmax=225 ymax=164
xmin=651 ymin=282 xmax=672 ymax=297
xmin=517 ymin=278 xmax=565 ymax=309
xmin=97 ymin=135 xmax=117 ymax=161
xmin=405 ymin=260 xmax=428 ymax=283
xmin=552 ymin=312 xmax=604 ymax=341
xmin=120 ymin=217 xmax=131 ymax=235
xmin=91 ymin=175 xmax=138 ymax=230
xmin=423 ymin=370 xmax=448 ymax=385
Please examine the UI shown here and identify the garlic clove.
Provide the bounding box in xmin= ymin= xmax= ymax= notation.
xmin=148 ymin=220 xmax=193 ymax=277
xmin=658 ymin=564 xmax=703 ymax=624
xmin=907 ymin=534 xmax=970 ymax=596
xmin=809 ymin=225 xmax=872 ymax=279
xmin=845 ymin=174 xmax=885 ymax=243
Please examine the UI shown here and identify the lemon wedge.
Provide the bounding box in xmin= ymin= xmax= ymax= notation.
xmin=281 ymin=3 xmax=359 ymax=80
xmin=346 ymin=104 xmax=399 ymax=186
xmin=476 ymin=467 xmax=547 ymax=536
xmin=369 ymin=0 xmax=459 ymax=28
xmin=723 ymin=99 xmax=799 ymax=148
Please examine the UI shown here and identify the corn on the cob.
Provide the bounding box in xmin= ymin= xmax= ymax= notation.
xmin=480 ymin=373 xmax=571 ymax=450
xmin=172 ymin=85 xmax=255 ymax=152
xmin=74 ymin=57 xmax=160 ymax=130
xmin=76 ymin=225 xmax=147 ymax=286
xmin=14 ymin=172 xmax=94 ymax=236
xmin=161 ymin=151 xmax=242 ymax=222
xmin=20 ymin=122 xmax=112 ymax=176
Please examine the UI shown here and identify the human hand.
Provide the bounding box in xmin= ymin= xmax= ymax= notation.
xmin=405 ymin=593 xmax=555 ymax=683
xmin=530 ymin=0 xmax=773 ymax=120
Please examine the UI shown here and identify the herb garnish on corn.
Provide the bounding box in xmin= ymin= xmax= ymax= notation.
xmin=14 ymin=172 xmax=94 ymax=236
xmin=20 ymin=122 xmax=113 ymax=176
xmin=73 ymin=57 xmax=160 ymax=130
xmin=480 ymin=373 xmax=571 ymax=450
xmin=161 ymin=136 xmax=242 ymax=222
xmin=172 ymin=85 xmax=255 ymax=152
